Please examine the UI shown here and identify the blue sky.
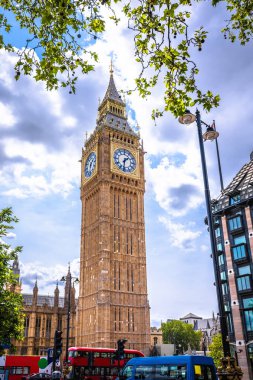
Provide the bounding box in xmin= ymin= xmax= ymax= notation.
xmin=0 ymin=2 xmax=253 ymax=326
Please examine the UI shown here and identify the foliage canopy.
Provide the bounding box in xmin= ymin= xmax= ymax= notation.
xmin=208 ymin=333 xmax=224 ymax=368
xmin=161 ymin=319 xmax=202 ymax=353
xmin=0 ymin=207 xmax=24 ymax=354
xmin=0 ymin=0 xmax=252 ymax=117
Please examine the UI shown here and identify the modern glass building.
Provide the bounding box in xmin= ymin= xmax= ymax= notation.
xmin=212 ymin=152 xmax=253 ymax=379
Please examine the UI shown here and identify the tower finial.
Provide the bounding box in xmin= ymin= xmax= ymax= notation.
xmin=110 ymin=58 xmax=113 ymax=75
xmin=136 ymin=123 xmax=140 ymax=136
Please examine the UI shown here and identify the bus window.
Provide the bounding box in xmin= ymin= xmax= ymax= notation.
xmin=77 ymin=351 xmax=85 ymax=357
xmin=194 ymin=365 xmax=216 ymax=380
xmin=9 ymin=367 xmax=29 ymax=375
xmin=122 ymin=366 xmax=134 ymax=379
xmin=84 ymin=368 xmax=90 ymax=376
xmin=155 ymin=365 xmax=186 ymax=380
xmin=135 ymin=366 xmax=155 ymax=379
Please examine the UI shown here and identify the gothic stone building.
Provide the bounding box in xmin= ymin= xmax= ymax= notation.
xmin=13 ymin=262 xmax=76 ymax=359
xmin=76 ymin=69 xmax=150 ymax=353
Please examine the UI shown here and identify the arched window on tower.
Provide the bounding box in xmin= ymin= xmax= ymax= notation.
xmin=35 ymin=316 xmax=41 ymax=338
xmin=24 ymin=315 xmax=29 ymax=337
xmin=46 ymin=317 xmax=51 ymax=339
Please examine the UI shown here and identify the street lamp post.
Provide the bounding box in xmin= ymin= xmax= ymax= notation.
xmin=178 ymin=109 xmax=230 ymax=357
xmin=61 ymin=273 xmax=79 ymax=363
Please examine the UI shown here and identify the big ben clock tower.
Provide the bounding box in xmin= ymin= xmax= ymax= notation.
xmin=76 ymin=67 xmax=150 ymax=353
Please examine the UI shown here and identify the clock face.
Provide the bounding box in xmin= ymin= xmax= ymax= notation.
xmin=113 ymin=148 xmax=136 ymax=173
xmin=85 ymin=152 xmax=96 ymax=178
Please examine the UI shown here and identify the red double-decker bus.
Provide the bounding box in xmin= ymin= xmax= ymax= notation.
xmin=0 ymin=355 xmax=52 ymax=380
xmin=67 ymin=347 xmax=144 ymax=380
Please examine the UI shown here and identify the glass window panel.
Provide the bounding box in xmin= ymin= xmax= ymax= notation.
xmin=212 ymin=203 xmax=219 ymax=212
xmin=226 ymin=313 xmax=233 ymax=333
xmin=228 ymin=216 xmax=242 ymax=231
xmin=217 ymin=243 xmax=223 ymax=252
xmin=243 ymin=298 xmax=253 ymax=308
xmin=244 ymin=310 xmax=253 ymax=331
xmin=133 ymin=365 xmax=187 ymax=380
xmin=224 ymin=303 xmax=230 ymax=312
xmin=215 ymin=228 xmax=221 ymax=238
xmin=230 ymin=194 xmax=241 ymax=205
xmin=220 ymin=271 xmax=226 ymax=281
xmin=135 ymin=365 xmax=155 ymax=379
xmin=237 ymin=276 xmax=251 ymax=291
xmin=232 ymin=244 xmax=246 ymax=260
xmin=222 ymin=283 xmax=228 ymax=295
xmin=218 ymin=255 xmax=224 ymax=266
xmin=214 ymin=217 xmax=220 ymax=225
xmin=194 ymin=365 xmax=216 ymax=380
xmin=234 ymin=235 xmax=246 ymax=245
xmin=238 ymin=265 xmax=251 ymax=276
xmin=155 ymin=365 xmax=187 ymax=379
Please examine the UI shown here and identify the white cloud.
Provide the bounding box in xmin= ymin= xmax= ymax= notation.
xmin=145 ymin=154 xmax=204 ymax=217
xmin=20 ymin=258 xmax=80 ymax=295
xmin=0 ymin=102 xmax=17 ymax=127
xmin=159 ymin=215 xmax=202 ymax=251
xmin=6 ymin=232 xmax=16 ymax=239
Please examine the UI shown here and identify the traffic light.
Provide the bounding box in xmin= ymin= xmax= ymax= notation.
xmin=54 ymin=330 xmax=63 ymax=358
xmin=115 ymin=339 xmax=127 ymax=360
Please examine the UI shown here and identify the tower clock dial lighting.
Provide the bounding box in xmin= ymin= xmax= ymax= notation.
xmin=84 ymin=151 xmax=96 ymax=178
xmin=113 ymin=148 xmax=136 ymax=173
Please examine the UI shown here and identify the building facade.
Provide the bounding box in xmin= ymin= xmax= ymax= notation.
xmin=76 ymin=69 xmax=150 ymax=353
xmin=212 ymin=152 xmax=253 ymax=379
xmin=12 ymin=263 xmax=76 ymax=359
xmin=180 ymin=312 xmax=220 ymax=353
xmin=150 ymin=313 xmax=219 ymax=355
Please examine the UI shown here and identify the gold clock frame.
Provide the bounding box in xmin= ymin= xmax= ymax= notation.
xmin=82 ymin=147 xmax=98 ymax=184
xmin=110 ymin=142 xmax=140 ymax=178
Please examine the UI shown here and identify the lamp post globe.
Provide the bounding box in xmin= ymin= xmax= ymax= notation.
xmin=178 ymin=110 xmax=196 ymax=125
xmin=203 ymin=126 xmax=219 ymax=141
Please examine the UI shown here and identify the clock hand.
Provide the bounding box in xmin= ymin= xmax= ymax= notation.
xmin=124 ymin=157 xmax=130 ymax=168
xmin=123 ymin=156 xmax=129 ymax=165
xmin=89 ymin=160 xmax=93 ymax=171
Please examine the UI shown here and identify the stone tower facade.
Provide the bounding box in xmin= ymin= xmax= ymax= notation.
xmin=76 ymin=69 xmax=150 ymax=353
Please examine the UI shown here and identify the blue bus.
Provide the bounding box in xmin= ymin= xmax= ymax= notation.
xmin=118 ymin=355 xmax=217 ymax=380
